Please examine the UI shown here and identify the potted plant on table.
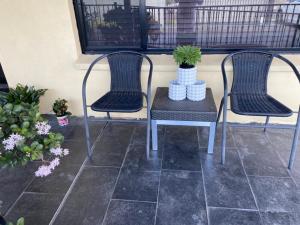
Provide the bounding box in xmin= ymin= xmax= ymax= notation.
xmin=52 ymin=99 xmax=71 ymax=126
xmin=169 ymin=45 xmax=205 ymax=101
xmin=173 ymin=45 xmax=202 ymax=85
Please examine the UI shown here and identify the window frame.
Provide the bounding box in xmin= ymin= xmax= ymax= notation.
xmin=73 ymin=0 xmax=300 ymax=54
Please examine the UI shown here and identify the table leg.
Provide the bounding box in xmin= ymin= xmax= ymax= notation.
xmin=151 ymin=120 xmax=158 ymax=151
xmin=208 ymin=122 xmax=216 ymax=154
xmin=288 ymin=106 xmax=300 ymax=170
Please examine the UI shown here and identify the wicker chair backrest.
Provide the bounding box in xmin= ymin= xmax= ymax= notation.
xmin=107 ymin=53 xmax=143 ymax=92
xmin=231 ymin=52 xmax=273 ymax=95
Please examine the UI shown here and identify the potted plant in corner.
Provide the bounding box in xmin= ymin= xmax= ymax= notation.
xmin=53 ymin=99 xmax=71 ymax=126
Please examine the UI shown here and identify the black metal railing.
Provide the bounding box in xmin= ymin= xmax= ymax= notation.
xmin=147 ymin=4 xmax=300 ymax=50
xmin=73 ymin=1 xmax=300 ymax=53
xmin=80 ymin=3 xmax=141 ymax=47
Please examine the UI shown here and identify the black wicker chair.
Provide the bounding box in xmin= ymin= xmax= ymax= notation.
xmin=82 ymin=51 xmax=153 ymax=159
xmin=218 ymin=51 xmax=300 ymax=169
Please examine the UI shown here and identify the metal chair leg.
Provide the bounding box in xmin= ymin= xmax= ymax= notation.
xmin=151 ymin=120 xmax=158 ymax=151
xmin=264 ymin=116 xmax=270 ymax=132
xmin=216 ymin=97 xmax=224 ymax=125
xmin=221 ymin=97 xmax=228 ymax=165
xmin=107 ymin=112 xmax=111 ymax=120
xmin=288 ymin=106 xmax=300 ymax=170
xmin=83 ymin=107 xmax=92 ymax=160
xmin=146 ymin=100 xmax=151 ymax=160
xmin=208 ymin=122 xmax=216 ymax=154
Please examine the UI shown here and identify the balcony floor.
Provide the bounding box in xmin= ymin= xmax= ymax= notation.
xmin=1 ymin=118 xmax=300 ymax=225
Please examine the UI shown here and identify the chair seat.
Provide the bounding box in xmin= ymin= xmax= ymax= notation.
xmin=91 ymin=91 xmax=143 ymax=112
xmin=231 ymin=94 xmax=292 ymax=117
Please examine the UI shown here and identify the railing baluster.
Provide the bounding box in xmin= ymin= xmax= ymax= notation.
xmin=292 ymin=14 xmax=300 ymax=47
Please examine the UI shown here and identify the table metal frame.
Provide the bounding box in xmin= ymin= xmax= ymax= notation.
xmin=151 ymin=120 xmax=216 ymax=154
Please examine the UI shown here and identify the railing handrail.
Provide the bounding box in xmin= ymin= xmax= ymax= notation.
xmin=146 ymin=3 xmax=298 ymax=9
xmin=80 ymin=3 xmax=300 ymax=9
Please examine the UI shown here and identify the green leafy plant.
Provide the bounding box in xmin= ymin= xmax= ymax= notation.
xmin=7 ymin=84 xmax=47 ymax=104
xmin=8 ymin=217 xmax=25 ymax=225
xmin=0 ymin=91 xmax=8 ymax=106
xmin=0 ymin=102 xmax=64 ymax=167
xmin=173 ymin=45 xmax=202 ymax=68
xmin=52 ymin=99 xmax=71 ymax=117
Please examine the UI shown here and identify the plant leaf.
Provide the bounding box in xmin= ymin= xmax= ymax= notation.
xmin=17 ymin=217 xmax=25 ymax=225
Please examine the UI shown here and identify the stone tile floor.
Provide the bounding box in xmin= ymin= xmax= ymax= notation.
xmin=1 ymin=117 xmax=300 ymax=225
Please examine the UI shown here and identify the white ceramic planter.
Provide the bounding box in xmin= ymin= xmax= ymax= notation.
xmin=187 ymin=80 xmax=206 ymax=101
xmin=168 ymin=80 xmax=186 ymax=101
xmin=177 ymin=67 xmax=197 ymax=85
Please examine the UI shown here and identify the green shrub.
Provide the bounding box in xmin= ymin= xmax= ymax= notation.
xmin=52 ymin=99 xmax=71 ymax=117
xmin=0 ymin=102 xmax=63 ymax=167
xmin=173 ymin=45 xmax=202 ymax=68
xmin=7 ymin=84 xmax=47 ymax=104
xmin=0 ymin=91 xmax=8 ymax=106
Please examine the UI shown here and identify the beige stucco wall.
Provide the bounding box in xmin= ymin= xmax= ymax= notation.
xmin=0 ymin=0 xmax=299 ymax=124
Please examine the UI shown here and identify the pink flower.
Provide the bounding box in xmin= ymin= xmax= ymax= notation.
xmin=2 ymin=133 xmax=25 ymax=151
xmin=35 ymin=165 xmax=52 ymax=177
xmin=50 ymin=147 xmax=63 ymax=156
xmin=35 ymin=122 xmax=51 ymax=135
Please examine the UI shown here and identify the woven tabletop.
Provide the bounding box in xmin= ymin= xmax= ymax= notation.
xmin=151 ymin=87 xmax=217 ymax=122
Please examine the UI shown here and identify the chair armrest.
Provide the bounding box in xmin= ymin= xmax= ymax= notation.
xmin=221 ymin=54 xmax=232 ymax=97
xmin=144 ymin=55 xmax=153 ymax=105
xmin=82 ymin=54 xmax=108 ymax=107
xmin=138 ymin=54 xmax=153 ymax=106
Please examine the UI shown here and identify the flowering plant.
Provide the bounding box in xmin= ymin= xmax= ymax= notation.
xmin=0 ymin=85 xmax=69 ymax=177
xmin=0 ymin=102 xmax=64 ymax=166
xmin=35 ymin=146 xmax=69 ymax=177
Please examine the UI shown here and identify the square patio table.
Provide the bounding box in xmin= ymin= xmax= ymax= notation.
xmin=151 ymin=87 xmax=218 ymax=153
